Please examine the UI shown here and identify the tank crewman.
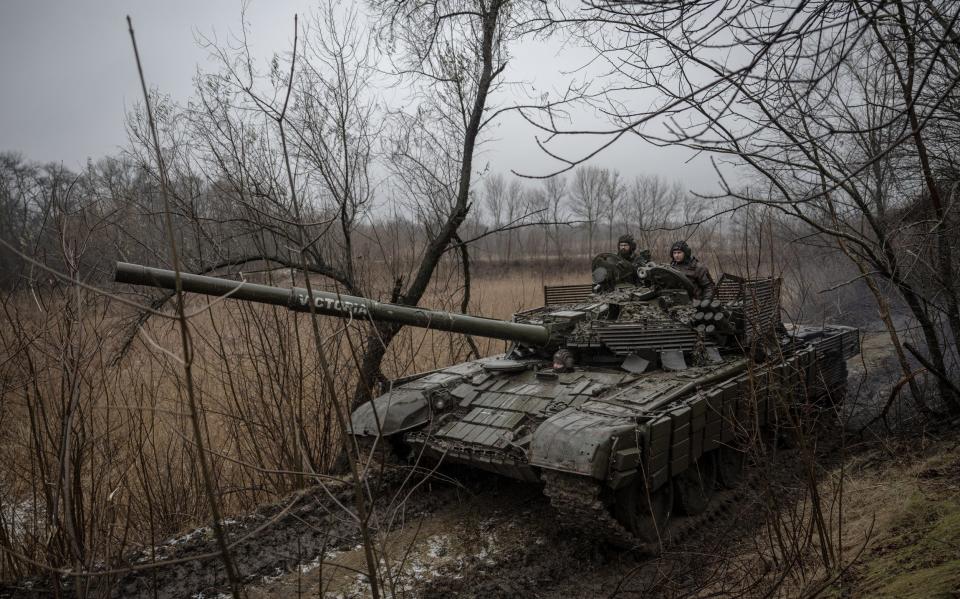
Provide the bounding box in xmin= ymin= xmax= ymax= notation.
xmin=669 ymin=240 xmax=715 ymax=300
xmin=552 ymin=348 xmax=576 ymax=372
xmin=617 ymin=234 xmax=652 ymax=266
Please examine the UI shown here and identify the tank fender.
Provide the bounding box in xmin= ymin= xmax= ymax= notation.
xmin=350 ymin=389 xmax=431 ymax=437
xmin=350 ymin=359 xmax=492 ymax=438
xmin=529 ymin=407 xmax=636 ymax=479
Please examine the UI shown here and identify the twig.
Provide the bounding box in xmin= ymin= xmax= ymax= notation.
xmin=127 ymin=15 xmax=246 ymax=598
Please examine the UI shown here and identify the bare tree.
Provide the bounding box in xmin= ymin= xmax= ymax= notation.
xmin=627 ymin=174 xmax=672 ymax=251
xmin=533 ymin=0 xmax=960 ymax=412
xmin=527 ymin=174 xmax=569 ymax=265
xmin=570 ymin=165 xmax=608 ymax=256
xmin=602 ymin=168 xmax=625 ymax=246
xmin=351 ymin=0 xmax=536 ymax=406
xmin=503 ymin=177 xmax=524 ymax=261
xmin=483 ymin=172 xmax=507 ymax=231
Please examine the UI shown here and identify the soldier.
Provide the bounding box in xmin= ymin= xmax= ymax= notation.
xmin=669 ymin=240 xmax=715 ymax=300
xmin=552 ymin=349 xmax=576 ymax=373
xmin=617 ymin=234 xmax=652 ymax=266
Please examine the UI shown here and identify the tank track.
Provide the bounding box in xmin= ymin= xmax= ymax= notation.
xmin=541 ymin=471 xmax=643 ymax=550
xmin=542 ymin=468 xmax=758 ymax=554
xmin=662 ymin=471 xmax=758 ymax=549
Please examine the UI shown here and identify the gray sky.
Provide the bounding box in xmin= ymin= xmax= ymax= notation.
xmin=0 ymin=0 xmax=312 ymax=165
xmin=0 ymin=0 xmax=718 ymax=188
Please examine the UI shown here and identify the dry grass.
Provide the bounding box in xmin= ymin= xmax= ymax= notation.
xmin=694 ymin=434 xmax=960 ymax=598
xmin=830 ymin=440 xmax=960 ymax=597
xmin=0 ymin=265 xmax=586 ymax=582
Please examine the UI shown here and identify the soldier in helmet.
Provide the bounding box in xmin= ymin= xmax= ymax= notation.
xmin=670 ymin=240 xmax=715 ymax=300
xmin=617 ymin=234 xmax=652 ymax=267
xmin=552 ymin=349 xmax=576 ymax=373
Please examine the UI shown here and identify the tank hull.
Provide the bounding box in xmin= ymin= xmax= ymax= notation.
xmin=350 ymin=324 xmax=860 ymax=543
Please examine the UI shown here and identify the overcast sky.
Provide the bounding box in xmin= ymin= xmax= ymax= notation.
xmin=0 ymin=0 xmax=719 ymax=188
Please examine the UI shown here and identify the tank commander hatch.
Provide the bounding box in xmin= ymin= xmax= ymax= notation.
xmin=669 ymin=240 xmax=715 ymax=300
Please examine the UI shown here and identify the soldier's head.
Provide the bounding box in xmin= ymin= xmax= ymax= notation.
xmin=552 ymin=349 xmax=576 ymax=373
xmin=618 ymin=234 xmax=637 ymax=259
xmin=670 ymin=240 xmax=692 ymax=264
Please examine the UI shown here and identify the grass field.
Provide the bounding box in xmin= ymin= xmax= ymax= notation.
xmin=0 ymin=265 xmax=591 ymax=581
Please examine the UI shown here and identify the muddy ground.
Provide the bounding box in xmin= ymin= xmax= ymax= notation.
xmin=5 ymin=333 xmax=956 ymax=598
xmin=0 ymin=458 xmax=821 ymax=599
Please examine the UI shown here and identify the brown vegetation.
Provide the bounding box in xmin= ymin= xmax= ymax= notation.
xmin=2 ymin=0 xmax=959 ymax=596
xmin=0 ymin=264 xmax=581 ymax=585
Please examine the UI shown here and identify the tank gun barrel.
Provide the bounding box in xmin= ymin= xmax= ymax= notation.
xmin=114 ymin=262 xmax=552 ymax=346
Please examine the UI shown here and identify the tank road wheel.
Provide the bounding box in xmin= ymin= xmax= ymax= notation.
xmin=717 ymin=447 xmax=745 ymax=489
xmin=674 ymin=454 xmax=717 ymax=516
xmin=614 ymin=476 xmax=673 ymax=545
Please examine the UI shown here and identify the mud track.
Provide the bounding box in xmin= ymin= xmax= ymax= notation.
xmin=0 ymin=430 xmax=867 ymax=599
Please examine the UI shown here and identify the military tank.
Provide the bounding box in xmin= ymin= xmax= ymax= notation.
xmin=115 ymin=256 xmax=859 ymax=548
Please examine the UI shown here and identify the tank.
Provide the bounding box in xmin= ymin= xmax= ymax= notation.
xmin=115 ymin=258 xmax=860 ymax=548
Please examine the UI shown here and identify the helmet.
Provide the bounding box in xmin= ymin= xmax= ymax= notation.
xmin=618 ymin=234 xmax=637 ymax=257
xmin=670 ymin=240 xmax=692 ymax=264
xmin=552 ymin=349 xmax=576 ymax=372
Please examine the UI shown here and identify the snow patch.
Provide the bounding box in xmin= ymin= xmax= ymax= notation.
xmin=190 ymin=591 xmax=231 ymax=599
xmin=1 ymin=493 xmax=43 ymax=541
xmin=298 ymin=548 xmax=341 ymax=574
xmin=426 ymin=534 xmax=449 ymax=558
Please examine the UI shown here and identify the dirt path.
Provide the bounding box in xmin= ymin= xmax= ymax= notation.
xmin=221 ymin=430 xmax=864 ymax=599
xmin=244 ymin=476 xmax=559 ymax=599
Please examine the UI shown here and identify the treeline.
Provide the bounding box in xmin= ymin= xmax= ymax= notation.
xmin=0 ymin=152 xmax=721 ymax=290
xmin=470 ymin=169 xmax=718 ymax=267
